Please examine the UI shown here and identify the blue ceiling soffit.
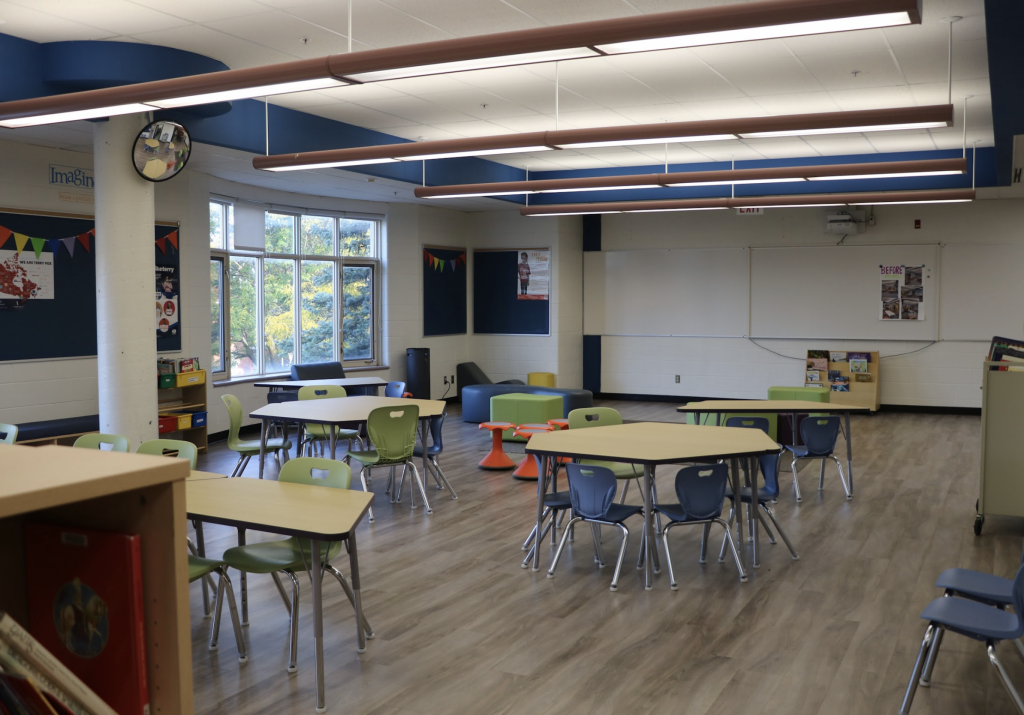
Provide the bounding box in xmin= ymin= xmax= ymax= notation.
xmin=984 ymin=0 xmax=1023 ymax=186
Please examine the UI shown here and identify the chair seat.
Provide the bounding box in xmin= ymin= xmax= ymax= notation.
xmin=412 ymin=444 xmax=441 ymax=458
xmin=783 ymin=444 xmax=812 ymax=458
xmin=655 ymin=502 xmax=721 ymax=523
xmin=725 ymin=485 xmax=778 ymax=505
xmin=348 ymin=449 xmax=406 ymax=467
xmin=222 ymin=537 xmax=343 ymax=574
xmin=597 ymin=502 xmax=644 ymax=523
xmin=188 ymin=555 xmax=224 ymax=583
xmin=305 ymin=424 xmax=360 ymax=440
xmin=544 ymin=490 xmax=572 ymax=510
xmin=935 ymin=568 xmax=1013 ymax=606
xmin=580 ymin=459 xmax=640 ymax=480
xmin=232 ymin=437 xmax=292 ymax=455
xmin=920 ymin=595 xmax=1023 ymax=642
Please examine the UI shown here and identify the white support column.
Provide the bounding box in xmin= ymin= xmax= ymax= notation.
xmin=93 ymin=114 xmax=157 ymax=448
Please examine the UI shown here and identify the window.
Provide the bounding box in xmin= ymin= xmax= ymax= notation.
xmin=210 ymin=199 xmax=381 ymax=380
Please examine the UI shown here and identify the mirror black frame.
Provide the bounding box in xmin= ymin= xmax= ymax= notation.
xmin=132 ymin=120 xmax=192 ymax=183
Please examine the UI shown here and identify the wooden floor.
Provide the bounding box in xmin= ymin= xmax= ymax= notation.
xmin=189 ymin=400 xmax=1024 ymax=715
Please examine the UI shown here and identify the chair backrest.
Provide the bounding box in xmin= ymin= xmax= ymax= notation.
xmin=221 ymin=394 xmax=247 ymax=451
xmin=0 ymin=423 xmax=17 ymax=444
xmin=279 ymin=457 xmax=351 ymax=489
xmin=759 ymin=447 xmax=783 ymax=500
xmin=137 ymin=439 xmax=197 ymax=469
xmin=267 ymin=391 xmax=298 ymax=404
xmin=674 ymin=463 xmax=729 ymax=521
xmin=725 ymin=416 xmax=770 ymax=434
xmin=567 ymin=407 xmax=622 ymax=430
xmin=366 ymin=404 xmax=419 ymax=462
xmin=384 ymin=381 xmax=407 ymax=398
xmin=298 ymin=385 xmax=347 ymax=400
xmin=291 ymin=362 xmax=345 ymax=380
xmin=73 ymin=433 xmax=130 ymax=453
xmin=1012 ymin=565 xmax=1024 ymax=635
xmin=799 ymin=416 xmax=841 ymax=456
xmin=565 ymin=463 xmax=618 ymax=520
xmin=427 ymin=412 xmax=445 ymax=453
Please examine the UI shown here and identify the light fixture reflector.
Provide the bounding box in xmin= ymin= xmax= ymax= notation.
xmin=402 ymin=146 xmax=552 ymax=161
xmin=425 ymin=190 xmax=536 ymax=198
xmin=0 ymin=103 xmax=157 ymax=128
xmin=346 ymin=48 xmax=600 ymax=83
xmin=558 ymin=134 xmax=736 ymax=149
xmin=629 ymin=207 xmax=729 ymax=212
xmin=733 ymin=203 xmax=845 ymax=208
xmin=540 ymin=184 xmax=661 ymax=193
xmin=740 ymin=121 xmax=947 ymax=139
xmin=150 ymin=78 xmax=347 ymax=108
xmin=808 ymin=170 xmax=964 ymax=181
xmin=525 ymin=210 xmax=623 ymax=216
xmin=667 ymin=177 xmax=806 ymax=187
xmin=595 ymin=12 xmax=911 ymax=54
xmin=848 ymin=198 xmax=973 ymax=205
xmin=264 ymin=158 xmax=399 ymax=171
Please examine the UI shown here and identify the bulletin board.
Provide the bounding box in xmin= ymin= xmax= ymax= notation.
xmin=0 ymin=207 xmax=180 ymax=361
xmin=473 ymin=248 xmax=550 ymax=336
xmin=422 ymin=245 xmax=467 ymax=336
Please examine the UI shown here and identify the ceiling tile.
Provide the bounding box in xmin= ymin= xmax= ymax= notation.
xmin=739 ymin=139 xmax=820 ymax=159
xmin=374 ymin=74 xmax=477 ymax=95
xmin=883 ymin=11 xmax=987 ymax=47
xmin=128 ymin=0 xmax=268 ymax=23
xmin=378 ymin=124 xmax=465 ymax=141
xmin=414 ymin=89 xmax=535 ymax=119
xmin=318 ymin=83 xmax=408 ymax=102
xmin=685 ymin=141 xmax=765 ymax=161
xmin=826 ymin=85 xmax=915 ymax=111
xmin=864 ymin=132 xmax=938 ymax=153
xmin=491 ymin=115 xmax=559 ymax=133
xmin=376 ymin=0 xmax=541 ymax=37
xmin=611 ymin=104 xmax=704 ymax=124
xmin=674 ymin=97 xmax=766 ymax=120
xmin=690 ymin=39 xmax=796 ymax=64
xmin=799 ymin=51 xmax=905 ymax=90
xmin=893 ymin=39 xmax=989 ymax=85
xmin=709 ymin=57 xmax=823 ymax=96
xmin=500 ymin=0 xmax=638 ymax=25
xmin=610 ymin=54 xmax=748 ymax=103
xmin=286 ymin=0 xmax=453 ymax=49
xmin=303 ymin=102 xmax=418 ymax=128
xmin=555 ymin=109 xmax=637 ymax=129
xmin=751 ymin=91 xmax=840 ymax=115
xmin=782 ymin=28 xmax=891 ymax=56
xmin=203 ymin=10 xmax=351 ymax=59
xmin=428 ymin=120 xmax=518 ymax=137
xmin=0 ymin=0 xmax=117 ymax=41
xmin=4 ymin=0 xmax=190 ymax=35
xmin=354 ymin=96 xmax=478 ymax=124
xmin=555 ymin=60 xmax=675 ymax=109
xmin=799 ymin=134 xmax=880 ymax=155
xmin=129 ymin=23 xmax=300 ymax=68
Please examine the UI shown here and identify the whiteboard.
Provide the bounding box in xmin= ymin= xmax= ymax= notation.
xmin=941 ymin=244 xmax=1024 ymax=341
xmin=595 ymin=248 xmax=749 ymax=336
xmin=750 ymin=244 xmax=939 ymax=340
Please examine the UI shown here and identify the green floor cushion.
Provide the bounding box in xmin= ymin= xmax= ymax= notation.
xmin=490 ymin=393 xmax=563 ymax=442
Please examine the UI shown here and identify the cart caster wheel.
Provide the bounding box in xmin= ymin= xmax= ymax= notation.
xmin=974 ymin=514 xmax=984 ymax=536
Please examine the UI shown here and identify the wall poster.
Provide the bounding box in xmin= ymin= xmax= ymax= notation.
xmin=880 ymin=263 xmax=927 ymax=321
xmin=155 ymin=225 xmax=182 ymax=352
xmin=517 ymin=249 xmax=550 ymax=300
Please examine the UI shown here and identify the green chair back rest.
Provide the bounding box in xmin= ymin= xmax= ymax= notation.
xmin=279 ymin=457 xmax=351 ymax=489
xmin=0 ymin=423 xmax=17 ymax=444
xmin=297 ymin=385 xmax=347 ymax=400
xmin=568 ymin=407 xmax=623 ymax=430
xmin=221 ymin=394 xmax=247 ymax=451
xmin=137 ymin=439 xmax=198 ymax=469
xmin=366 ymin=404 xmax=419 ymax=463
xmin=73 ymin=433 xmax=130 ymax=452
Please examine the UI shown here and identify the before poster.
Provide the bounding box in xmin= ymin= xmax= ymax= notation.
xmin=880 ymin=263 xmax=926 ymax=321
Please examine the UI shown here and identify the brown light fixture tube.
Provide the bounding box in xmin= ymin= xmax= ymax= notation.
xmin=0 ymin=0 xmax=921 ymax=126
xmin=254 ymin=105 xmax=953 ymax=171
xmin=413 ymin=158 xmax=967 ymax=198
xmin=519 ymin=188 xmax=976 ymax=215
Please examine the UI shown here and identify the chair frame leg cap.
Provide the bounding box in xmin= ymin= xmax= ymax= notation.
xmin=209 ymin=644 xmax=218 ymax=651
xmin=670 ymin=584 xmax=678 ymax=591
xmin=609 ymin=585 xmax=618 ymax=592
xmin=357 ymin=647 xmax=367 ymax=654
xmin=366 ymin=632 xmax=375 ymax=639
xmin=238 ymin=656 xmax=248 ymax=664
xmin=316 ymin=707 xmax=327 ymax=714
xmin=287 ymin=665 xmax=298 ymax=673
xmin=546 ymin=573 xmax=554 ymax=579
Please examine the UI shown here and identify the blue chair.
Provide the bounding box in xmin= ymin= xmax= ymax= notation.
xmin=720 ymin=449 xmax=799 ymax=567
xmin=656 ymin=463 xmax=744 ymax=587
xmin=385 ymin=381 xmax=408 ymax=398
xmin=724 ymin=416 xmax=770 ymax=434
xmin=411 ymin=412 xmax=457 ymax=500
xmin=548 ymin=463 xmax=644 ymax=591
xmin=783 ymin=416 xmax=850 ymax=501
xmin=901 ymin=564 xmax=1024 ymax=714
xmin=521 ymin=455 xmax=574 ymax=569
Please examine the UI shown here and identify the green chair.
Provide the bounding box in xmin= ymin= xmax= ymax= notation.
xmin=348 ymin=404 xmax=427 ymax=522
xmin=73 ymin=433 xmax=130 ymax=452
xmin=297 ymin=385 xmax=362 ymax=457
xmin=186 ymin=549 xmax=247 ymax=663
xmin=567 ymin=408 xmax=643 ymax=502
xmin=137 ymin=438 xmax=197 ymax=468
xmin=221 ymin=394 xmax=292 ymax=478
xmin=220 ymin=457 xmax=373 ymax=667
xmin=0 ymin=423 xmax=17 ymax=444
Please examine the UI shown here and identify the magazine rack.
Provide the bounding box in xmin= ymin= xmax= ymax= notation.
xmin=805 ymin=350 xmax=881 ymax=412
xmin=977 ymin=361 xmax=1024 ymax=535
xmin=0 ymin=445 xmax=193 ymax=714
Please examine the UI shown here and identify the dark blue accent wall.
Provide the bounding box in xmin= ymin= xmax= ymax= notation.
xmin=984 ymin=0 xmax=1024 ymax=186
xmin=582 ymin=335 xmax=601 ymax=394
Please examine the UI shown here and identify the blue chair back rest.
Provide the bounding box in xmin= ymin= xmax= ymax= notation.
xmin=800 ymin=416 xmax=841 ymax=456
xmin=565 ymin=463 xmax=618 ymax=520
xmin=759 ymin=447 xmax=784 ymax=499
xmin=267 ymin=391 xmax=298 ymax=404
xmin=674 ymin=463 xmax=728 ymax=520
xmin=385 ymin=381 xmax=407 ymax=398
xmin=567 ymin=407 xmax=622 ymax=430
xmin=725 ymin=416 xmax=770 ymax=434
xmin=1013 ymin=565 xmax=1024 ymax=631
xmin=427 ymin=412 xmax=445 ymax=453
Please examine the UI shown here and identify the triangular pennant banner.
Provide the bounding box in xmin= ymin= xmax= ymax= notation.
xmin=61 ymin=237 xmax=76 ymax=257
xmin=166 ymin=230 xmax=178 ymax=250
xmin=424 ymin=249 xmax=432 ymax=265
xmin=155 ymin=237 xmax=167 ymax=254
xmin=77 ymin=231 xmax=91 ymax=253
xmin=0 ymin=226 xmax=11 ymax=247
xmin=30 ymin=237 xmax=45 ymax=258
xmin=432 ymin=257 xmax=439 ymax=270
xmin=48 ymin=239 xmax=61 ymax=256
xmin=450 ymin=259 xmax=456 ymax=271
xmin=13 ymin=233 xmax=29 ymax=254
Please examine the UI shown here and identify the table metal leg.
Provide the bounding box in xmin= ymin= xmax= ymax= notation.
xmin=194 ymin=520 xmax=210 ymax=617
xmin=420 ymin=419 xmax=429 ymax=482
xmin=258 ymin=420 xmax=268 ymax=479
xmin=311 ymin=539 xmax=327 ymax=713
xmin=729 ymin=458 xmax=748 ymax=581
xmin=531 ymin=455 xmax=549 ymax=571
xmin=844 ymin=411 xmax=854 ymax=498
xmin=330 ymin=425 xmax=337 ymax=461
xmin=642 ymin=463 xmax=655 ymax=590
xmin=749 ymin=455 xmax=760 ymax=568
xmin=281 ymin=422 xmax=290 ymax=464
xmin=348 ymin=530 xmax=368 ymax=653
xmin=237 ymin=527 xmax=249 ymax=625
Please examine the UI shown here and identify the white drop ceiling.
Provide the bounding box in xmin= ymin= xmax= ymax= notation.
xmin=0 ymin=0 xmax=994 ymax=179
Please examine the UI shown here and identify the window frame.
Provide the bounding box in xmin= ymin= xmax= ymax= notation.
xmin=210 ymin=255 xmax=227 ymax=375
xmin=210 ymin=198 xmax=382 ymax=381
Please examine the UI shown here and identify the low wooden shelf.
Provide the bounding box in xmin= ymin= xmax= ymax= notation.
xmin=806 ymin=350 xmax=880 ymax=412
xmin=157 ymin=370 xmax=208 ymax=453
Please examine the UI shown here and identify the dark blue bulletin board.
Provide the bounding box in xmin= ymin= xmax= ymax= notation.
xmin=473 ymin=249 xmax=550 ymax=335
xmin=422 ymin=245 xmax=467 ymax=336
xmin=0 ymin=209 xmax=180 ymax=361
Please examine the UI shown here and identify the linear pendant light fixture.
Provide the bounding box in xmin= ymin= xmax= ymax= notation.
xmin=0 ymin=0 xmax=921 ymax=127
xmin=253 ymin=105 xmax=952 ymax=171
xmin=412 ymin=158 xmax=966 ymax=199
xmin=519 ymin=188 xmax=976 ymax=216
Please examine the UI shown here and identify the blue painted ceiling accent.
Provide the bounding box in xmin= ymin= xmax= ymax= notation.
xmin=983 ymin=0 xmax=1023 ymax=186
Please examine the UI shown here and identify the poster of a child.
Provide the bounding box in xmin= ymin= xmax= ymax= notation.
xmin=516 ymin=249 xmax=550 ymax=301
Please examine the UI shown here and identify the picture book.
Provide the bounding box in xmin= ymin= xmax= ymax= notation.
xmin=156 ymin=359 xmax=175 ymax=376
xmin=804 ymin=383 xmax=824 ymax=388
xmin=830 ymin=383 xmax=850 ymax=392
xmin=827 ymin=370 xmax=841 ymax=382
xmin=23 ymin=524 xmax=148 ymax=715
xmin=832 ymin=375 xmax=849 ymax=384
xmin=0 ymin=638 xmax=90 ymax=715
xmin=847 ymin=352 xmax=871 ymax=362
xmin=807 ymin=350 xmax=829 ymax=360
xmin=849 ymin=359 xmax=868 ymax=374
xmin=178 ymin=357 xmax=199 ymax=373
xmin=855 ymin=373 xmax=872 ymax=382
xmin=806 ymin=358 xmax=827 ymax=371
xmin=829 ymin=352 xmax=847 ymax=362
xmin=0 ymin=673 xmax=60 ymax=715
xmin=805 ymin=370 xmax=820 ymax=382
xmin=988 ymin=336 xmax=1024 ymax=371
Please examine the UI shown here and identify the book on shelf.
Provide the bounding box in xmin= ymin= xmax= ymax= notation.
xmin=806 ymin=358 xmax=827 ymax=371
xmin=855 ymin=373 xmax=872 ymax=382
xmin=177 ymin=357 xmax=199 ymax=373
xmin=847 ymin=352 xmax=871 ymax=362
xmin=807 ymin=350 xmax=829 ymax=360
xmin=156 ymin=359 xmax=175 ymax=376
xmin=806 ymin=370 xmax=821 ymax=382
xmin=0 ymin=673 xmax=63 ymax=715
xmin=987 ymin=336 xmax=1024 ymax=371
xmin=827 ymin=370 xmax=841 ymax=382
xmin=0 ymin=615 xmax=113 ymax=715
xmin=830 ymin=383 xmax=850 ymax=392
xmin=804 ymin=383 xmax=824 ymax=388
xmin=23 ymin=522 xmax=148 ymax=715
xmin=832 ymin=375 xmax=849 ymax=384
xmin=829 ymin=352 xmax=847 ymax=362
xmin=849 ymin=359 xmax=869 ymax=374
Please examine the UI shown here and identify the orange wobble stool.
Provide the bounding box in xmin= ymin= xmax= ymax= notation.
xmin=478 ymin=422 xmax=515 ymax=470
xmin=511 ymin=425 xmax=554 ymax=480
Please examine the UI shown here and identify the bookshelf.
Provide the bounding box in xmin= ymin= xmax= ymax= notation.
xmin=977 ymin=361 xmax=1024 ymax=535
xmin=157 ymin=369 xmax=208 ymax=453
xmin=0 ymin=444 xmax=193 ymax=714
xmin=805 ymin=350 xmax=881 ymax=412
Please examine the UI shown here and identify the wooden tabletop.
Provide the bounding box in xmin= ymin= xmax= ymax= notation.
xmin=525 ymin=422 xmax=780 ymax=465
xmin=187 ymin=470 xmax=227 ymax=481
xmin=680 ymin=400 xmax=870 ymax=414
xmin=186 ymin=478 xmax=373 ymax=540
xmin=0 ymin=444 xmax=188 ymax=519
xmin=253 ymin=377 xmax=388 ymax=389
xmin=250 ymin=395 xmax=446 ymax=424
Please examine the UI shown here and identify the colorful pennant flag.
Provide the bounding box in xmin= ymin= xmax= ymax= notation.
xmin=61 ymin=237 xmax=76 ymax=257
xmin=13 ymin=233 xmax=29 ymax=254
xmin=0 ymin=226 xmax=11 ymax=247
xmin=166 ymin=230 xmax=179 ymax=250
xmin=77 ymin=230 xmax=91 ymax=253
xmin=423 ymin=250 xmax=467 ymax=273
xmin=48 ymin=239 xmax=61 ymax=256
xmin=155 ymin=237 xmax=167 ymax=254
xmin=30 ymin=237 xmax=45 ymax=258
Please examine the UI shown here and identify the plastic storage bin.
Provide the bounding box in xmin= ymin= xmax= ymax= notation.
xmin=157 ymin=415 xmax=178 ymax=434
xmin=158 ymin=374 xmax=176 ymax=389
xmin=175 ymin=370 xmax=205 ymax=388
xmin=188 ymin=411 xmax=207 ymax=428
xmin=174 ymin=413 xmax=192 ymax=431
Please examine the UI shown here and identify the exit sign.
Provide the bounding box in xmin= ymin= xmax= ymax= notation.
xmin=736 ymin=207 xmax=764 ymax=215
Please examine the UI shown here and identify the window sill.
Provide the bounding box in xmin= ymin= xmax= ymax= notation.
xmin=212 ymin=365 xmax=389 ymax=388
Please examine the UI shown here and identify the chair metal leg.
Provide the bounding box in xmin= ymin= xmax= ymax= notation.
xmin=718 ymin=506 xmax=734 ymax=562
xmin=651 ymin=480 xmax=663 ymax=535
xmin=360 ymin=467 xmax=374 ymax=523
xmin=900 ymin=624 xmax=935 ymax=715
xmin=239 ymin=455 xmax=251 ymax=476
xmin=407 ymin=461 xmax=432 ymax=513
xmin=791 ymin=457 xmax=803 ymax=502
xmin=285 ymin=570 xmax=300 ymax=673
xmin=988 ymin=643 xmax=1024 ymax=715
xmin=715 ymin=518 xmax=746 ymax=582
xmin=217 ymin=569 xmax=247 ymax=662
xmin=662 ymin=523 xmax=680 ymax=590
xmin=209 ymin=574 xmax=225 ymax=650
xmin=699 ymin=522 xmax=711 ymax=563
xmin=325 ymin=564 xmax=374 ymax=640
xmin=610 ymin=524 xmax=630 ymax=592
xmin=762 ymin=504 xmax=799 ymax=559
xmin=229 ymin=454 xmax=245 ymax=478
xmin=818 ymin=458 xmax=826 ymax=490
xmin=387 ymin=466 xmax=396 ymax=501
xmin=618 ymin=479 xmax=629 ymax=504
xmin=431 ymin=457 xmax=458 ymax=499
xmin=590 ymin=523 xmax=606 ymax=567
xmin=830 ymin=455 xmax=852 ymax=499
xmin=920 ymin=625 xmax=945 ymax=686
xmin=270 ymin=571 xmax=293 ymax=613
xmin=522 ymin=512 xmax=545 ymax=551
xmin=755 ymin=508 xmax=776 ymax=544
xmin=547 ymin=517 xmax=582 ymax=578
